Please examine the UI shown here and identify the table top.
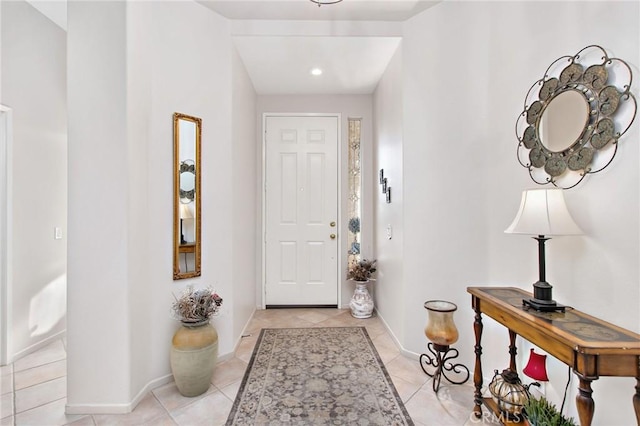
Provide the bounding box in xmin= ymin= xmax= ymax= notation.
xmin=467 ymin=286 xmax=640 ymax=354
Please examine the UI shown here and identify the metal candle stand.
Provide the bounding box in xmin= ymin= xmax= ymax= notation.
xmin=420 ymin=343 xmax=470 ymax=392
xmin=420 ymin=300 xmax=470 ymax=393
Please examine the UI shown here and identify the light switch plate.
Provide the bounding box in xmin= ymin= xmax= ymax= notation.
xmin=54 ymin=227 xmax=63 ymax=240
xmin=386 ymin=224 xmax=392 ymax=240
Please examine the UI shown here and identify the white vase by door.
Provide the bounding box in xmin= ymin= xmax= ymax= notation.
xmin=349 ymin=280 xmax=374 ymax=318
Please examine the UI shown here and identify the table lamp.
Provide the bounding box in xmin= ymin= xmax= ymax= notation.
xmin=523 ymin=348 xmax=549 ymax=382
xmin=505 ymin=189 xmax=582 ymax=312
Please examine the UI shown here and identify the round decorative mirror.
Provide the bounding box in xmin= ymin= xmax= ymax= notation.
xmin=179 ymin=160 xmax=195 ymax=204
xmin=516 ymin=45 xmax=637 ymax=188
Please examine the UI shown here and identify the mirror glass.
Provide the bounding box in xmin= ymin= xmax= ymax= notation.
xmin=173 ymin=113 xmax=201 ymax=280
xmin=539 ymin=90 xmax=589 ymax=153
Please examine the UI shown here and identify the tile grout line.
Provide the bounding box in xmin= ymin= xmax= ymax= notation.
xmin=13 ymin=371 xmax=67 ymax=393
xmin=14 ymin=395 xmax=66 ymax=416
xmin=9 ymin=337 xmax=67 ymax=421
xmin=12 ymin=365 xmax=16 ymax=423
xmin=4 ymin=312 xmax=477 ymax=424
xmin=149 ymin=389 xmax=177 ymax=425
xmin=12 ymin=357 xmax=67 ymax=376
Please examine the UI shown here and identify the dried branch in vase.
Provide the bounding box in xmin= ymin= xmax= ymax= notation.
xmin=171 ymin=285 xmax=223 ymax=324
xmin=347 ymin=259 xmax=377 ymax=282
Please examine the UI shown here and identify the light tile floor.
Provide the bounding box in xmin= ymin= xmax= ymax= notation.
xmin=1 ymin=308 xmax=501 ymax=425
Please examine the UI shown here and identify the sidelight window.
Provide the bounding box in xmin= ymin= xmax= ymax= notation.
xmin=347 ymin=118 xmax=362 ymax=268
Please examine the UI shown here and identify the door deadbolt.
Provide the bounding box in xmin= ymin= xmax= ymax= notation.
xmin=330 ymin=221 xmax=336 ymax=227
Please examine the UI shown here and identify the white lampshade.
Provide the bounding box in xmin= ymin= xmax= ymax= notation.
xmin=180 ymin=204 xmax=194 ymax=220
xmin=505 ymin=189 xmax=582 ymax=236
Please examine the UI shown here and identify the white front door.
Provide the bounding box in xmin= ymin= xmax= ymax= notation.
xmin=264 ymin=115 xmax=339 ymax=306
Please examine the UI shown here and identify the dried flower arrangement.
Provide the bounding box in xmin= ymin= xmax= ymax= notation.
xmin=171 ymin=285 xmax=223 ymax=324
xmin=347 ymin=259 xmax=377 ymax=282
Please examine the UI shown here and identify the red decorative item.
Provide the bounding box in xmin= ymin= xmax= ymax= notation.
xmin=523 ymin=348 xmax=549 ymax=382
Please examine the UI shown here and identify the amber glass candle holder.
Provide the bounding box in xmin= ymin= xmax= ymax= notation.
xmin=420 ymin=300 xmax=470 ymax=392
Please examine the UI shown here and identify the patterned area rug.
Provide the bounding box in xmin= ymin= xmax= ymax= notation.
xmin=226 ymin=327 xmax=414 ymax=425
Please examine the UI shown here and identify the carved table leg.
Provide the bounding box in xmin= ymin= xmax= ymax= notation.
xmin=634 ymin=377 xmax=640 ymax=425
xmin=576 ymin=376 xmax=595 ymax=426
xmin=508 ymin=329 xmax=517 ymax=372
xmin=473 ymin=304 xmax=483 ymax=418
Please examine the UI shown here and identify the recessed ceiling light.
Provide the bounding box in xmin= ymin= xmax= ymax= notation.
xmin=311 ymin=68 xmax=323 ymax=76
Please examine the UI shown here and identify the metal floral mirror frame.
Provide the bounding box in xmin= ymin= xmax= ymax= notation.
xmin=515 ymin=45 xmax=637 ymax=189
xmin=173 ymin=112 xmax=202 ymax=280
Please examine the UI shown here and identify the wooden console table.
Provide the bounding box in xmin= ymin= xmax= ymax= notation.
xmin=467 ymin=286 xmax=640 ymax=426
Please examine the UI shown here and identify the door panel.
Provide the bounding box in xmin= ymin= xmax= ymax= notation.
xmin=265 ymin=115 xmax=338 ymax=306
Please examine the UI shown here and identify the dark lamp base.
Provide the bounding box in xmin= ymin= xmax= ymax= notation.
xmin=523 ymin=298 xmax=566 ymax=313
xmin=525 ymin=279 xmax=565 ymax=312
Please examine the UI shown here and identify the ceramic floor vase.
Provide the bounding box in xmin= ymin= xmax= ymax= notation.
xmin=349 ymin=280 xmax=374 ymax=318
xmin=170 ymin=321 xmax=218 ymax=397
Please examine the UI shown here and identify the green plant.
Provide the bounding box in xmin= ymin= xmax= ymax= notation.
xmin=347 ymin=259 xmax=377 ymax=282
xmin=523 ymin=396 xmax=577 ymax=426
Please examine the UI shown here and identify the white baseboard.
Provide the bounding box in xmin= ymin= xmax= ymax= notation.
xmin=66 ymin=310 xmax=258 ymax=415
xmin=129 ymin=374 xmax=174 ymax=411
xmin=68 ymin=308 xmax=466 ymax=415
xmin=66 ymin=403 xmax=132 ymax=415
xmin=375 ymin=309 xmax=484 ymax=386
xmin=231 ymin=308 xmax=258 ymax=354
xmin=65 ymin=374 xmax=174 ymax=415
xmin=374 ymin=309 xmax=420 ymax=360
xmin=10 ymin=329 xmax=66 ymax=363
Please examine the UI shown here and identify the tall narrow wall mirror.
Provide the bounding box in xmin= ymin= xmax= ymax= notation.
xmin=173 ymin=112 xmax=202 ymax=279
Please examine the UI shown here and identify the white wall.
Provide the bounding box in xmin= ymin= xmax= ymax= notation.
xmin=372 ymin=45 xmax=404 ymax=342
xmin=398 ymin=1 xmax=639 ymax=424
xmin=67 ymin=0 xmax=256 ymax=413
xmin=231 ymin=45 xmax=258 ymax=339
xmin=401 ymin=0 xmax=491 ymax=372
xmin=146 ymin=0 xmax=235 ymax=383
xmin=67 ymin=0 xmax=131 ymax=408
xmin=256 ymin=95 xmax=373 ymax=307
xmin=1 ymin=0 xmax=67 ymax=362
xmin=126 ymin=0 xmax=154 ymax=399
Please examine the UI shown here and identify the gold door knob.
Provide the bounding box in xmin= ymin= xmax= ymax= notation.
xmin=330 ymin=221 xmax=336 ymax=227
xmin=330 ymin=234 xmax=336 ymax=240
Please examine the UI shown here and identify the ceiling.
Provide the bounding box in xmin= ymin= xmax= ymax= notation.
xmin=28 ymin=0 xmax=440 ymax=95
xmin=198 ymin=0 xmax=437 ymax=21
xmin=201 ymin=0 xmax=439 ymax=95
xmin=233 ymin=36 xmax=402 ymax=95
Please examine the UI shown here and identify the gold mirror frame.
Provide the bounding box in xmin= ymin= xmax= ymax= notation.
xmin=515 ymin=45 xmax=637 ymax=189
xmin=173 ymin=112 xmax=202 ymax=280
